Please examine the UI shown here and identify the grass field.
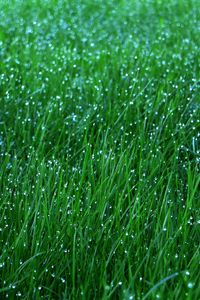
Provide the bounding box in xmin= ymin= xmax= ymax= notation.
xmin=0 ymin=0 xmax=200 ymax=299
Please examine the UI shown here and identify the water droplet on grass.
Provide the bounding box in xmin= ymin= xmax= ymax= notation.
xmin=188 ymin=282 xmax=194 ymax=289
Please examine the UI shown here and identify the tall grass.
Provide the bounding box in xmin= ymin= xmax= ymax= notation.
xmin=0 ymin=0 xmax=199 ymax=299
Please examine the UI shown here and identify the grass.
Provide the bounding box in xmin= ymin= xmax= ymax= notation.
xmin=0 ymin=0 xmax=200 ymax=299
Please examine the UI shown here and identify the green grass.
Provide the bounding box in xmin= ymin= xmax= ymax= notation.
xmin=0 ymin=0 xmax=200 ymax=299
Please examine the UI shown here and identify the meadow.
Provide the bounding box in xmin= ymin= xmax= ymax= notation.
xmin=0 ymin=0 xmax=200 ymax=299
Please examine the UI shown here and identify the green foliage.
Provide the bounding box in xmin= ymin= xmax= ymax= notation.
xmin=0 ymin=0 xmax=199 ymax=299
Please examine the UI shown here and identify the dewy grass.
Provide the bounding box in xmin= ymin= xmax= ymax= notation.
xmin=0 ymin=0 xmax=199 ymax=299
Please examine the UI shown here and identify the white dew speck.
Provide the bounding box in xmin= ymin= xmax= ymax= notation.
xmin=187 ymin=282 xmax=194 ymax=289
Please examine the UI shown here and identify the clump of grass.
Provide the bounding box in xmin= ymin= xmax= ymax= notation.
xmin=0 ymin=0 xmax=199 ymax=299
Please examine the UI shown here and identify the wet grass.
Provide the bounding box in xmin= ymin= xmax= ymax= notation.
xmin=0 ymin=0 xmax=200 ymax=299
